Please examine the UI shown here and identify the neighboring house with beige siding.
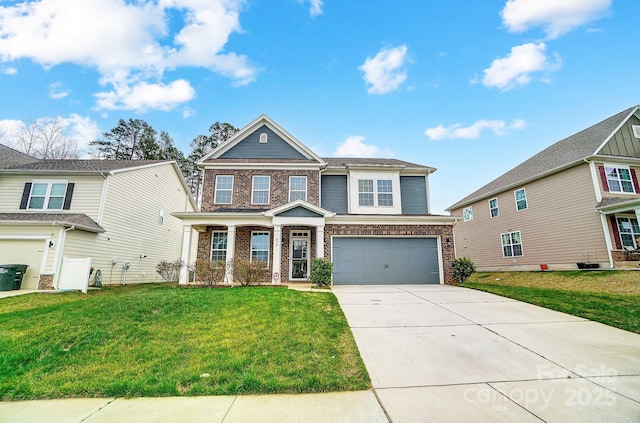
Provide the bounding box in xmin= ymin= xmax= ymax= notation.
xmin=175 ymin=114 xmax=457 ymax=285
xmin=448 ymin=105 xmax=640 ymax=271
xmin=0 ymin=144 xmax=197 ymax=290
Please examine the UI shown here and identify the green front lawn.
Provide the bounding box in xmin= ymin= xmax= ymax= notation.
xmin=0 ymin=284 xmax=370 ymax=400
xmin=465 ymin=271 xmax=640 ymax=334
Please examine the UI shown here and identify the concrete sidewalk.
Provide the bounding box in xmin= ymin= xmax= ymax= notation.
xmin=332 ymin=284 xmax=640 ymax=422
xmin=0 ymin=391 xmax=388 ymax=423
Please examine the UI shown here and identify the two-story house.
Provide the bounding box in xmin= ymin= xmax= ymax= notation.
xmin=0 ymin=144 xmax=197 ymax=290
xmin=448 ymin=105 xmax=640 ymax=271
xmin=175 ymin=115 xmax=456 ymax=285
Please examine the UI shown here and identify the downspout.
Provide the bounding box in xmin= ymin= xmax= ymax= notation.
xmin=98 ymin=172 xmax=111 ymax=225
xmin=586 ymin=158 xmax=614 ymax=268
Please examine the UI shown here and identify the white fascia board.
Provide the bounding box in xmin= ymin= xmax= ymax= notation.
xmin=172 ymin=212 xmax=271 ymax=227
xmin=327 ymin=214 xmax=456 ymax=226
xmin=593 ymin=105 xmax=640 ymax=155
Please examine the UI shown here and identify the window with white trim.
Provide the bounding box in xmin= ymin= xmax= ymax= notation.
xmin=252 ymin=176 xmax=270 ymax=204
xmin=501 ymin=231 xmax=523 ymax=257
xmin=28 ymin=181 xmax=68 ymax=210
xmin=251 ymin=232 xmax=270 ymax=265
xmin=358 ymin=178 xmax=393 ymax=206
xmin=605 ymin=166 xmax=635 ymax=193
xmin=616 ymin=217 xmax=640 ymax=249
xmin=210 ymin=231 xmax=228 ymax=262
xmin=289 ymin=176 xmax=307 ymax=202
xmin=489 ymin=198 xmax=499 ymax=218
xmin=214 ymin=175 xmax=233 ymax=204
xmin=463 ymin=206 xmax=473 ymax=222
xmin=515 ymin=188 xmax=527 ymax=211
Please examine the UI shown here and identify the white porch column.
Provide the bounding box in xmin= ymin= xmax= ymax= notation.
xmin=316 ymin=225 xmax=325 ymax=259
xmin=224 ymin=225 xmax=236 ymax=285
xmin=272 ymin=225 xmax=282 ymax=285
xmin=179 ymin=225 xmax=193 ymax=284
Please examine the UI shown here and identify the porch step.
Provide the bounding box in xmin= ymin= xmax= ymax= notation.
xmin=614 ymin=261 xmax=640 ymax=269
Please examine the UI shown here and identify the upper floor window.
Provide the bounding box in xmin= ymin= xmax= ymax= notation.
xmin=501 ymin=231 xmax=523 ymax=257
xmin=463 ymin=206 xmax=473 ymax=222
xmin=605 ymin=166 xmax=635 ymax=193
xmin=515 ymin=188 xmax=527 ymax=211
xmin=489 ymin=198 xmax=499 ymax=218
xmin=252 ymin=176 xmax=270 ymax=204
xmin=27 ymin=181 xmax=68 ymax=210
xmin=289 ymin=176 xmax=307 ymax=202
xmin=214 ymin=175 xmax=234 ymax=204
xmin=358 ymin=179 xmax=393 ymax=207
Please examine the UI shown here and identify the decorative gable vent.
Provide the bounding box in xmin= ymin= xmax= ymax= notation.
xmin=632 ymin=125 xmax=640 ymax=139
xmin=259 ymin=133 xmax=268 ymax=143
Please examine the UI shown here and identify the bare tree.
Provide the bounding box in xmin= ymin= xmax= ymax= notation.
xmin=12 ymin=118 xmax=79 ymax=159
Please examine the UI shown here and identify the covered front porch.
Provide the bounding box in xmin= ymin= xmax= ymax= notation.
xmin=175 ymin=200 xmax=335 ymax=284
xmin=597 ymin=198 xmax=640 ymax=268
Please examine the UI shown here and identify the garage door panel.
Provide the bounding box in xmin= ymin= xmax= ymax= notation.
xmin=332 ymin=238 xmax=440 ymax=285
xmin=0 ymin=240 xmax=45 ymax=290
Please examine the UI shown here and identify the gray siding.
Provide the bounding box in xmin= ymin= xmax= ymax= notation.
xmin=277 ymin=207 xmax=323 ymax=218
xmin=332 ymin=237 xmax=439 ymax=284
xmin=400 ymin=176 xmax=428 ymax=214
xmin=599 ymin=115 xmax=640 ymax=158
xmin=321 ymin=175 xmax=348 ymax=213
xmin=220 ymin=125 xmax=307 ymax=159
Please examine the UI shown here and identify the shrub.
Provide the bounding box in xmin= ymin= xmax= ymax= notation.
xmin=232 ymin=259 xmax=269 ymax=286
xmin=193 ymin=259 xmax=226 ymax=286
xmin=156 ymin=259 xmax=184 ymax=282
xmin=310 ymin=258 xmax=333 ymax=286
xmin=452 ymin=257 xmax=476 ymax=284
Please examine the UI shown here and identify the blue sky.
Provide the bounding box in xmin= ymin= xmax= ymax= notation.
xmin=0 ymin=0 xmax=638 ymax=213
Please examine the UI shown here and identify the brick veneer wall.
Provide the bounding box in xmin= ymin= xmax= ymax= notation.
xmin=324 ymin=224 xmax=456 ymax=284
xmin=201 ymin=169 xmax=320 ymax=212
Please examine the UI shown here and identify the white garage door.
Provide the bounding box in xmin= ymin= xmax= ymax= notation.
xmin=332 ymin=237 xmax=440 ymax=285
xmin=0 ymin=239 xmax=46 ymax=290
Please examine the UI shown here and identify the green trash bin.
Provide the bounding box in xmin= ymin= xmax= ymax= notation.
xmin=0 ymin=265 xmax=29 ymax=291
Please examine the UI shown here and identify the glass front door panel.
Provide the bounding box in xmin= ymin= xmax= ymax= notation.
xmin=291 ymin=239 xmax=309 ymax=279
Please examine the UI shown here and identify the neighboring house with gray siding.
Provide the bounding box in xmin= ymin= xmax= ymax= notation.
xmin=448 ymin=105 xmax=640 ymax=271
xmin=175 ymin=114 xmax=457 ymax=285
xmin=0 ymin=144 xmax=197 ymax=290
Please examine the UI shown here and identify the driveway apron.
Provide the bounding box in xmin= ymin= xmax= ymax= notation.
xmin=332 ymin=285 xmax=640 ymax=423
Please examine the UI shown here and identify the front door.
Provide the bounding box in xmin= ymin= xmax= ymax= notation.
xmin=290 ymin=231 xmax=310 ymax=280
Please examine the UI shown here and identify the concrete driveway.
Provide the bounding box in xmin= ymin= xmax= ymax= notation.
xmin=332 ymin=284 xmax=640 ymax=423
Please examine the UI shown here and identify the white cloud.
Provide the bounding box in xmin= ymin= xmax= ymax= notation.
xmin=358 ymin=45 xmax=409 ymax=94
xmin=304 ymin=0 xmax=323 ymax=17
xmin=59 ymin=114 xmax=101 ymax=149
xmin=0 ymin=119 xmax=26 ymax=142
xmin=501 ymin=0 xmax=611 ymax=39
xmin=425 ymin=119 xmax=526 ymax=140
xmin=2 ymin=66 xmax=17 ymax=75
xmin=334 ymin=136 xmax=392 ymax=158
xmin=95 ymin=79 xmax=195 ymax=112
xmin=0 ymin=0 xmax=258 ymax=112
xmin=482 ymin=42 xmax=561 ymax=90
xmin=49 ymin=81 xmax=69 ymax=99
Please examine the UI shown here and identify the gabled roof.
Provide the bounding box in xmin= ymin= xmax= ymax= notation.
xmin=0 ymin=157 xmax=168 ymax=173
xmin=199 ymin=114 xmax=325 ymax=164
xmin=448 ymin=105 xmax=640 ymax=210
xmin=0 ymin=144 xmax=39 ymax=168
xmin=263 ymin=199 xmax=335 ymax=217
xmin=0 ymin=213 xmax=105 ymax=233
xmin=324 ymin=157 xmax=435 ymax=172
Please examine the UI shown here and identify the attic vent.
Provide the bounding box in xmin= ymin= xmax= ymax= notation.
xmin=632 ymin=125 xmax=640 ymax=139
xmin=259 ymin=133 xmax=268 ymax=143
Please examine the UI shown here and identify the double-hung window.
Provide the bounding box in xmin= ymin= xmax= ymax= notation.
xmin=28 ymin=181 xmax=68 ymax=210
xmin=515 ymin=188 xmax=527 ymax=211
xmin=289 ymin=176 xmax=307 ymax=202
xmin=252 ymin=176 xmax=270 ymax=204
xmin=214 ymin=175 xmax=233 ymax=204
xmin=501 ymin=231 xmax=523 ymax=257
xmin=489 ymin=198 xmax=499 ymax=218
xmin=210 ymin=231 xmax=228 ymax=262
xmin=616 ymin=217 xmax=640 ymax=249
xmin=251 ymin=232 xmax=270 ymax=265
xmin=463 ymin=206 xmax=473 ymax=222
xmin=358 ymin=179 xmax=393 ymax=207
xmin=605 ymin=166 xmax=635 ymax=193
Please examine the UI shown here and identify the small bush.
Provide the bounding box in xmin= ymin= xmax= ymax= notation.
xmin=193 ymin=259 xmax=226 ymax=286
xmin=156 ymin=259 xmax=184 ymax=282
xmin=452 ymin=257 xmax=476 ymax=284
xmin=232 ymin=259 xmax=269 ymax=286
xmin=310 ymin=258 xmax=333 ymax=286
